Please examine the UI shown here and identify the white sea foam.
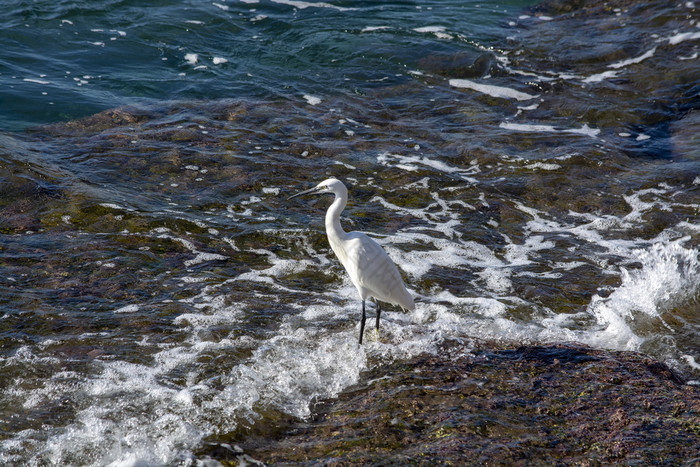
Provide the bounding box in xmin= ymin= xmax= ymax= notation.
xmin=155 ymin=231 xmax=228 ymax=267
xmin=500 ymin=183 xmax=700 ymax=356
xmin=668 ymin=30 xmax=700 ymax=45
xmin=99 ymin=202 xmax=134 ymax=211
xmin=209 ymin=325 xmax=368 ymax=420
xmin=499 ymin=121 xmax=600 ymax=138
xmin=185 ymin=252 xmax=228 ymax=266
xmin=524 ymin=162 xmax=561 ymax=170
xmin=377 ymin=152 xmax=479 ymax=183
xmin=413 ymin=26 xmax=446 ymax=33
xmin=413 ymin=26 xmax=452 ymax=39
xmin=362 ymin=26 xmax=391 ymax=32
xmin=683 ymin=355 xmax=700 ymax=370
xmin=607 ymin=47 xmax=656 ymax=69
xmin=271 ymin=0 xmax=355 ymax=11
xmin=622 ymin=186 xmax=669 ymax=222
xmin=3 ymin=175 xmax=698 ymax=466
xmin=23 ymin=78 xmax=51 ymax=85
xmin=303 ymin=94 xmax=321 ymax=105
xmin=450 ymin=78 xmax=538 ymax=101
xmin=584 ymin=240 xmax=700 ymax=351
xmin=583 ymin=70 xmax=619 ymax=83
xmin=115 ymin=304 xmax=140 ymax=313
xmin=583 ymin=47 xmax=656 ymax=84
xmin=3 ymin=284 xmax=450 ymax=465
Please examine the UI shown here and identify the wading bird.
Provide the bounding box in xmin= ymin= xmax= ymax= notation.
xmin=289 ymin=178 xmax=415 ymax=344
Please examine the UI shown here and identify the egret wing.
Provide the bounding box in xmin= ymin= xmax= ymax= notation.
xmin=344 ymin=232 xmax=414 ymax=310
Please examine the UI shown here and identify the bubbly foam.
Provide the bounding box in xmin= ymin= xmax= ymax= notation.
xmin=668 ymin=30 xmax=700 ymax=45
xmin=3 ymin=175 xmax=698 ymax=465
xmin=2 ymin=2 xmax=699 ymax=464
xmin=377 ymin=152 xmax=479 ymax=183
xmin=499 ymin=122 xmax=600 ymax=138
xmin=303 ymin=94 xmax=322 ymax=105
xmin=450 ymin=78 xmax=538 ymax=101
xmin=271 ymin=0 xmax=355 ymax=11
xmin=607 ymin=47 xmax=657 ymax=69
xmin=585 ymin=240 xmax=700 ymax=351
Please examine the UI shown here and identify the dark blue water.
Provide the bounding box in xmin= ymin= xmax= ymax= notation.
xmin=1 ymin=0 xmax=532 ymax=131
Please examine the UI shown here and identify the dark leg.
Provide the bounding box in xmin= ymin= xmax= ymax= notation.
xmin=375 ymin=300 xmax=382 ymax=331
xmin=359 ymin=300 xmax=366 ymax=345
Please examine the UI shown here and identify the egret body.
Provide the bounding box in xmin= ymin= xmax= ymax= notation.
xmin=289 ymin=178 xmax=415 ymax=344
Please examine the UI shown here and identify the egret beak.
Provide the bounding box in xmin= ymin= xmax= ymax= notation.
xmin=288 ymin=185 xmax=321 ymax=200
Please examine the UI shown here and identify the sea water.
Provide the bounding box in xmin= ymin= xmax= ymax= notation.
xmin=1 ymin=0 xmax=699 ymax=465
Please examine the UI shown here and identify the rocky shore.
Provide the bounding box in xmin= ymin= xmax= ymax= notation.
xmin=207 ymin=342 xmax=700 ymax=465
xmin=1 ymin=0 xmax=698 ymax=464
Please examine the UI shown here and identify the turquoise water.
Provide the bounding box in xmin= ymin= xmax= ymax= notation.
xmin=1 ymin=0 xmax=533 ymax=131
xmin=1 ymin=0 xmax=699 ymax=465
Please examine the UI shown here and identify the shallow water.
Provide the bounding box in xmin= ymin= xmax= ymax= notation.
xmin=1 ymin=0 xmax=699 ymax=465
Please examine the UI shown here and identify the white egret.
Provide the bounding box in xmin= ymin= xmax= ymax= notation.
xmin=289 ymin=178 xmax=415 ymax=344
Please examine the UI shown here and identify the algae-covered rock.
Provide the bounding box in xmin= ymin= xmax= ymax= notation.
xmin=231 ymin=343 xmax=699 ymax=466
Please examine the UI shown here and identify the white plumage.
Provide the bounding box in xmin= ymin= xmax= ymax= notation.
xmin=289 ymin=178 xmax=414 ymax=344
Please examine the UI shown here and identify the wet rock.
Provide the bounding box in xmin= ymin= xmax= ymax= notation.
xmin=418 ymin=52 xmax=497 ymax=79
xmin=37 ymin=106 xmax=159 ymax=136
xmin=507 ymin=0 xmax=700 ymax=161
xmin=230 ymin=342 xmax=699 ymax=465
xmin=670 ymin=110 xmax=700 ymax=161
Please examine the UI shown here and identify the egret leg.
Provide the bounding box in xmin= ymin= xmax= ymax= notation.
xmin=359 ymin=300 xmax=366 ymax=345
xmin=375 ymin=300 xmax=382 ymax=331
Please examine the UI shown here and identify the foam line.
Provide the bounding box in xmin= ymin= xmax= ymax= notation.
xmin=499 ymin=122 xmax=600 ymax=138
xmin=450 ymin=79 xmax=538 ymax=101
xmin=271 ymin=0 xmax=355 ymax=11
xmin=608 ymin=47 xmax=656 ymax=69
xmin=668 ymin=30 xmax=700 ymax=45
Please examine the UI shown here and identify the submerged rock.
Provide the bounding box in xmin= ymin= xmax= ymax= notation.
xmin=229 ymin=342 xmax=699 ymax=465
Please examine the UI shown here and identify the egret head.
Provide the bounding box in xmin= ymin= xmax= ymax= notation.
xmin=288 ymin=178 xmax=346 ymax=200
